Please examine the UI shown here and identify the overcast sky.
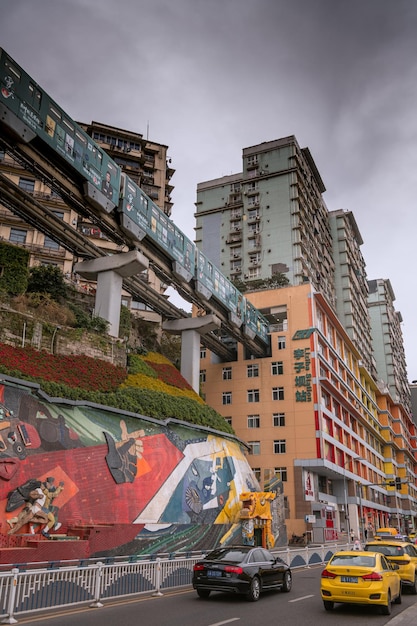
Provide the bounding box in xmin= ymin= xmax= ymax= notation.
xmin=1 ymin=0 xmax=416 ymax=382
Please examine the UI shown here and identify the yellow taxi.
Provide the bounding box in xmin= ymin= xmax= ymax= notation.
xmin=321 ymin=550 xmax=401 ymax=615
xmin=364 ymin=540 xmax=417 ymax=593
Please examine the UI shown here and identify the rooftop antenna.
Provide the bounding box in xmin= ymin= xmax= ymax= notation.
xmin=146 ymin=121 xmax=149 ymax=140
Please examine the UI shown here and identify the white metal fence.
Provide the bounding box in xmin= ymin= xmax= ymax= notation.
xmin=0 ymin=543 xmax=345 ymax=624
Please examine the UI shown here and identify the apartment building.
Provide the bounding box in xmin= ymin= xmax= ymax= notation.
xmin=196 ymin=136 xmax=416 ymax=541
xmin=195 ymin=135 xmax=336 ymax=308
xmin=368 ymin=278 xmax=410 ymax=414
xmin=200 ymin=283 xmax=417 ymax=542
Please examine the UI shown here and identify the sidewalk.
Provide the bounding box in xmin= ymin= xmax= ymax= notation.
xmin=387 ymin=600 xmax=417 ymax=625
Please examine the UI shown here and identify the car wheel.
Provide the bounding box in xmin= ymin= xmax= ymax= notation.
xmin=380 ymin=591 xmax=391 ymax=616
xmin=196 ymin=589 xmax=211 ymax=599
xmin=281 ymin=570 xmax=292 ymax=593
xmin=411 ymin=575 xmax=417 ymax=595
xmin=394 ymin=588 xmax=402 ymax=604
xmin=323 ymin=600 xmax=334 ymax=611
xmin=246 ymin=576 xmax=261 ymax=602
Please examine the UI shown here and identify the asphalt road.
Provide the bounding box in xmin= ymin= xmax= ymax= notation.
xmin=14 ymin=565 xmax=417 ymax=626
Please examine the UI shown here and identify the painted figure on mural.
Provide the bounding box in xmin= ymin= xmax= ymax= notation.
xmin=40 ymin=477 xmax=64 ymax=537
xmin=104 ymin=419 xmax=145 ymax=484
xmin=6 ymin=487 xmax=48 ymax=534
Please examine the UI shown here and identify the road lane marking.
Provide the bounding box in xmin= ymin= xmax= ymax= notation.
xmin=289 ymin=594 xmax=315 ymax=602
xmin=208 ymin=619 xmax=240 ymax=626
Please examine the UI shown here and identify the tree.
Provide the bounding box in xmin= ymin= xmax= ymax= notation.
xmin=27 ymin=265 xmax=68 ymax=301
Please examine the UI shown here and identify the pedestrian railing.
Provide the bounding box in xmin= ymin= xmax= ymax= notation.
xmin=0 ymin=543 xmax=345 ymax=623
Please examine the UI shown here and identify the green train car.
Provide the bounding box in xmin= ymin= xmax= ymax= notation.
xmin=0 ymin=47 xmax=121 ymax=213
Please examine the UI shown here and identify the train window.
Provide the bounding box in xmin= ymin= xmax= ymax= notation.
xmin=28 ymin=83 xmax=42 ymax=109
xmin=75 ymin=131 xmax=87 ymax=146
xmin=5 ymin=60 xmax=20 ymax=81
xmin=63 ymin=119 xmax=74 ymax=133
xmin=49 ymin=105 xmax=61 ymax=120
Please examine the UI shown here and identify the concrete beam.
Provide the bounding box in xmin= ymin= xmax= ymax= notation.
xmin=163 ymin=314 xmax=221 ymax=335
xmin=74 ymin=250 xmax=149 ymax=337
xmin=74 ymin=249 xmax=148 ymax=280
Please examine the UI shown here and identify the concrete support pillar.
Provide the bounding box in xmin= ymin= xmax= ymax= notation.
xmin=163 ymin=315 xmax=221 ymax=392
xmin=74 ymin=250 xmax=148 ymax=337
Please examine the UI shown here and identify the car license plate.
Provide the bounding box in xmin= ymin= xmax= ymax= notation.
xmin=207 ymin=570 xmax=222 ymax=577
xmin=341 ymin=576 xmax=358 ymax=583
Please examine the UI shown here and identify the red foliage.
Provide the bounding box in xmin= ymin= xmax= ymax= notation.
xmin=0 ymin=343 xmax=126 ymax=392
xmin=148 ymin=362 xmax=194 ymax=391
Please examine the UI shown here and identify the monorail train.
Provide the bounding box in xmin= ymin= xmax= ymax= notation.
xmin=0 ymin=47 xmax=269 ymax=346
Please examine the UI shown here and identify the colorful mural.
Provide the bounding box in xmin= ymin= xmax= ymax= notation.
xmin=0 ymin=377 xmax=261 ymax=562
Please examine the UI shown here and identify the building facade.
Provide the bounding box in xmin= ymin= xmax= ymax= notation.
xmin=200 ymin=283 xmax=417 ymax=543
xmin=196 ymin=136 xmax=416 ymax=542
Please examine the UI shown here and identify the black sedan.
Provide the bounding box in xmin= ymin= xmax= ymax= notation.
xmin=192 ymin=545 xmax=292 ymax=602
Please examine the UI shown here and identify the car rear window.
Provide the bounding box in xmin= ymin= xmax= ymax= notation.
xmin=365 ymin=544 xmax=404 ymax=557
xmin=330 ymin=554 xmax=376 ymax=567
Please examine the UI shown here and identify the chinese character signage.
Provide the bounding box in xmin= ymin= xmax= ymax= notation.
xmin=293 ymin=346 xmax=312 ymax=402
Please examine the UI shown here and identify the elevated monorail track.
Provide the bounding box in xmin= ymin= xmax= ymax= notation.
xmin=0 ymin=138 xmax=269 ymax=360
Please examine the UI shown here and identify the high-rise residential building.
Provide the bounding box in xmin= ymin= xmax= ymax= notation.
xmin=329 ymin=209 xmax=375 ymax=377
xmin=368 ymin=278 xmax=410 ymax=415
xmin=197 ymin=136 xmax=416 ymax=541
xmin=195 ymin=135 xmax=336 ymax=308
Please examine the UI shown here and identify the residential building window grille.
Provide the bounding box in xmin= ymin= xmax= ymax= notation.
xmin=247 ymin=415 xmax=260 ymax=429
xmin=272 ymin=387 xmax=284 ymax=401
xmin=248 ymin=441 xmax=261 ymax=455
xmin=44 ymin=236 xmax=60 ymax=250
xmin=222 ymin=392 xmax=232 ymax=405
xmin=9 ymin=228 xmax=27 ymax=244
xmin=271 ymin=361 xmax=284 ymax=375
xmin=200 ymin=370 xmax=206 ymax=383
xmin=247 ymin=389 xmax=260 ymax=403
xmin=252 ymin=467 xmax=261 ymax=482
xmin=274 ymin=440 xmax=286 ymax=454
xmin=273 ymin=412 xmax=285 ymax=427
xmin=222 ymin=367 xmax=232 ymax=380
xmin=275 ymin=467 xmax=288 ymax=481
xmin=247 ymin=364 xmax=259 ymax=378
xmin=277 ymin=336 xmax=286 ymax=350
xmin=18 ymin=177 xmax=35 ymax=193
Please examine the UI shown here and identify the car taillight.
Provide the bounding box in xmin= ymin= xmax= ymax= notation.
xmin=224 ymin=565 xmax=243 ymax=574
xmin=193 ymin=564 xmax=205 ymax=572
xmin=321 ymin=569 xmax=337 ymax=579
xmin=361 ymin=572 xmax=383 ymax=581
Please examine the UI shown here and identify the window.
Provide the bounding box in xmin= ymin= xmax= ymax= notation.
xmin=278 ymin=336 xmax=286 ymax=350
xmin=44 ymin=236 xmax=60 ymax=250
xmin=9 ymin=228 xmax=27 ymax=244
xmin=274 ymin=440 xmax=286 ymax=454
xmin=247 ymin=415 xmax=260 ymax=428
xmin=248 ymin=441 xmax=260 ymax=455
xmin=52 ymin=210 xmax=65 ymax=220
xmin=252 ymin=467 xmax=261 ymax=482
xmin=247 ymin=389 xmax=260 ymax=403
xmin=273 ymin=413 xmax=285 ymax=427
xmin=247 ymin=364 xmax=259 ymax=378
xmin=200 ymin=347 xmax=206 ymax=359
xmin=222 ymin=367 xmax=232 ymax=380
xmin=222 ymin=392 xmax=232 ymax=405
xmin=199 ymin=370 xmax=206 ymax=383
xmin=275 ymin=467 xmax=287 ymax=481
xmin=224 ymin=417 xmax=232 ymax=426
xmin=272 ymin=387 xmax=284 ymax=401
xmin=271 ymin=361 xmax=284 ymax=375
xmin=18 ymin=177 xmax=35 ymax=193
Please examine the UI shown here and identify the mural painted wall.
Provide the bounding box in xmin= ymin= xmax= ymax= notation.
xmin=0 ymin=376 xmax=262 ymax=559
